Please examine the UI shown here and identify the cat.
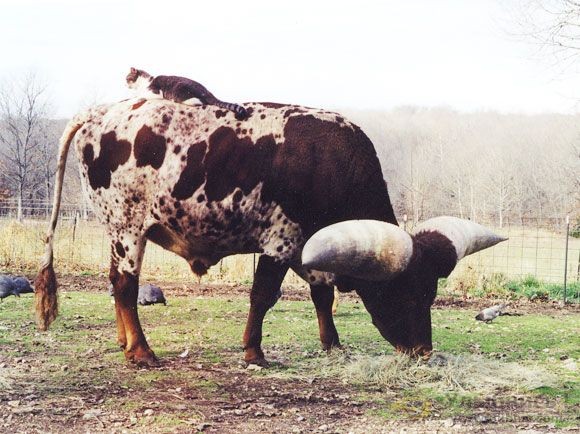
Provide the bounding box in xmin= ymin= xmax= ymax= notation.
xmin=126 ymin=67 xmax=248 ymax=119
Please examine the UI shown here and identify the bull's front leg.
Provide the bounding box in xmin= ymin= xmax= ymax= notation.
xmin=242 ymin=255 xmax=288 ymax=366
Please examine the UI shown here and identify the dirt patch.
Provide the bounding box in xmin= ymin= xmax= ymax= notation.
xmin=0 ymin=352 xmax=572 ymax=434
xmin=0 ymin=355 xmax=367 ymax=433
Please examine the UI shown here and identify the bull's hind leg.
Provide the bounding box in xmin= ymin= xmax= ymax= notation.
xmin=114 ymin=293 xmax=127 ymax=349
xmin=290 ymin=265 xmax=341 ymax=352
xmin=243 ymin=255 xmax=288 ymax=366
xmin=109 ymin=235 xmax=157 ymax=366
xmin=310 ymin=284 xmax=341 ymax=351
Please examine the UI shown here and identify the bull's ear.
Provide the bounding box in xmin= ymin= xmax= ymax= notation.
xmin=302 ymin=220 xmax=413 ymax=281
xmin=413 ymin=217 xmax=507 ymax=277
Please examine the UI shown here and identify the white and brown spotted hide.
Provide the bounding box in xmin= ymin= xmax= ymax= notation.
xmin=71 ymin=99 xmax=396 ymax=279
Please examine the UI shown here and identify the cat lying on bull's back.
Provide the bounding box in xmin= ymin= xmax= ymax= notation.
xmin=126 ymin=67 xmax=248 ymax=120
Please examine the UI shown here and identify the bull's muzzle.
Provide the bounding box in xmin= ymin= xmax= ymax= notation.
xmin=395 ymin=344 xmax=433 ymax=360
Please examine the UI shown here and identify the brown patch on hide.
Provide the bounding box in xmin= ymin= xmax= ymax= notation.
xmin=171 ymin=141 xmax=207 ymax=200
xmin=83 ymin=131 xmax=131 ymax=190
xmin=260 ymin=102 xmax=286 ymax=109
xmin=134 ymin=125 xmax=167 ymax=169
xmin=132 ymin=99 xmax=147 ymax=110
xmin=115 ymin=241 xmax=126 ymax=258
xmin=204 ymin=127 xmax=277 ymax=202
xmin=283 ymin=107 xmax=305 ymax=118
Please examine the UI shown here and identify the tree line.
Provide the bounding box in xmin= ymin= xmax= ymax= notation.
xmin=0 ymin=74 xmax=80 ymax=220
xmin=0 ymin=75 xmax=578 ymax=227
xmin=344 ymin=107 xmax=579 ymax=226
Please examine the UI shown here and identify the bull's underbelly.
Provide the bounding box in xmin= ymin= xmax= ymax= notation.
xmin=149 ymin=182 xmax=304 ymax=262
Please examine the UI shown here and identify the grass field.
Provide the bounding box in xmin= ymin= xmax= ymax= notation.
xmin=0 ymin=289 xmax=578 ymax=432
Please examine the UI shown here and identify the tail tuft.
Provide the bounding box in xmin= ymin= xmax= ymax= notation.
xmin=34 ymin=263 xmax=58 ymax=331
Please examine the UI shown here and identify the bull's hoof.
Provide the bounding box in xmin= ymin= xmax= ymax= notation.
xmin=243 ymin=347 xmax=268 ymax=367
xmin=321 ymin=337 xmax=341 ymax=352
xmin=134 ymin=357 xmax=160 ymax=368
xmin=323 ymin=342 xmax=343 ymax=354
xmin=245 ymin=357 xmax=270 ymax=368
xmin=125 ymin=347 xmax=159 ymax=367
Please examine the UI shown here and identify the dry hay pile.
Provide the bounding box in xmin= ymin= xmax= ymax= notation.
xmin=333 ymin=353 xmax=557 ymax=394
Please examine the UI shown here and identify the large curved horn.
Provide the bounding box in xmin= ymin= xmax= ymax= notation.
xmin=302 ymin=220 xmax=413 ymax=281
xmin=413 ymin=216 xmax=507 ymax=260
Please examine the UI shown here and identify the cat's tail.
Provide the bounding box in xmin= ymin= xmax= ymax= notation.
xmin=34 ymin=111 xmax=89 ymax=331
xmin=216 ymin=101 xmax=248 ymax=119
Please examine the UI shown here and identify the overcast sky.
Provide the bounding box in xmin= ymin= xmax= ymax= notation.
xmin=2 ymin=0 xmax=580 ymax=118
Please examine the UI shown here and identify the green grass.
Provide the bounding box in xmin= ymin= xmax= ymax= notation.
xmin=534 ymin=383 xmax=580 ymax=405
xmin=1 ymin=291 xmax=578 ymax=364
xmin=0 ymin=291 xmax=578 ymax=430
xmin=440 ymin=273 xmax=580 ymax=303
xmin=431 ymin=309 xmax=580 ymax=361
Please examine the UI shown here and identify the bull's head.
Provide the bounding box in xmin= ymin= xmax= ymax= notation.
xmin=301 ymin=217 xmax=506 ymax=357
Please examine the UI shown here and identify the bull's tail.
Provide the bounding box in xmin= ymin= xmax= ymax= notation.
xmin=34 ymin=114 xmax=86 ymax=330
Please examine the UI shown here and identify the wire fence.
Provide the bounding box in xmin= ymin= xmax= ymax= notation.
xmin=0 ymin=200 xmax=578 ymax=299
xmin=0 ymin=198 xmax=92 ymax=221
xmin=402 ymin=215 xmax=580 ymax=285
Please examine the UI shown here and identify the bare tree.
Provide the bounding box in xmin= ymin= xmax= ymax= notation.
xmin=514 ymin=0 xmax=580 ymax=70
xmin=26 ymin=120 xmax=61 ymax=217
xmin=0 ymin=72 xmax=50 ymax=221
xmin=345 ymin=107 xmax=579 ymax=226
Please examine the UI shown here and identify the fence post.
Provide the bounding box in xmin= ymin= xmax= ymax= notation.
xmin=563 ymin=215 xmax=569 ymax=304
xmin=72 ymin=213 xmax=78 ymax=244
xmin=577 ymin=248 xmax=580 ymax=282
xmin=576 ymin=249 xmax=580 ymax=301
xmin=70 ymin=213 xmax=78 ymax=263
